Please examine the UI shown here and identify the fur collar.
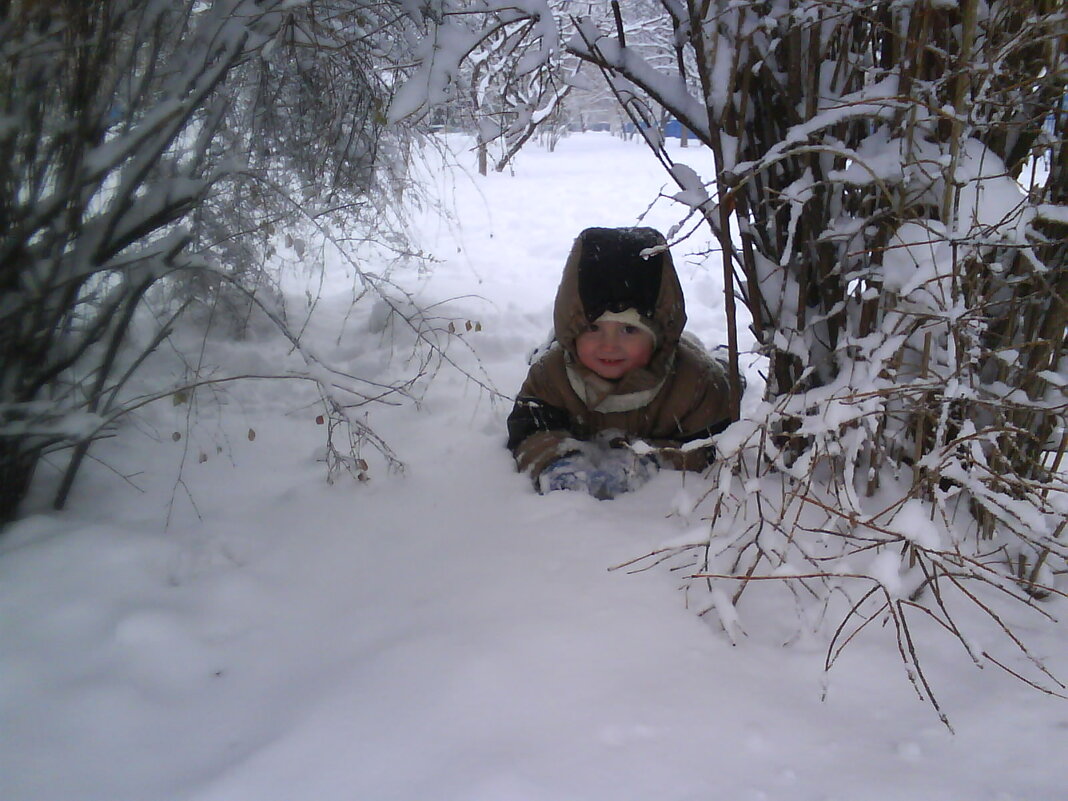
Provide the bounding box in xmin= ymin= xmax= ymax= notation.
xmin=565 ymin=360 xmax=668 ymax=413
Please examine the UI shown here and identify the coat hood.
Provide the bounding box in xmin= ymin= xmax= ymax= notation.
xmin=553 ymin=227 xmax=687 ymax=406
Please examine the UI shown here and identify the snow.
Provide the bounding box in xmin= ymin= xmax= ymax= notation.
xmin=894 ymin=498 xmax=943 ymax=551
xmin=668 ymin=162 xmax=710 ymax=209
xmin=1037 ymin=203 xmax=1068 ymax=225
xmin=866 ymin=549 xmax=904 ymax=596
xmin=3 ymin=133 xmax=1067 ymax=801
xmin=387 ymin=23 xmax=480 ymax=123
xmin=882 ymin=219 xmax=948 ymax=296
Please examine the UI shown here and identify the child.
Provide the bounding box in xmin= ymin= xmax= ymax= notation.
xmin=506 ymin=226 xmax=735 ymax=499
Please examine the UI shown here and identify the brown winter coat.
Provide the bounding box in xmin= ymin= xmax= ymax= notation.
xmin=507 ymin=227 xmax=733 ymax=481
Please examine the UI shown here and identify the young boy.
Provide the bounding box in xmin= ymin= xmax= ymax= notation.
xmin=507 ymin=226 xmax=735 ymax=499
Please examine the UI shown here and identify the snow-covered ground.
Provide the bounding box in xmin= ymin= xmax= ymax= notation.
xmin=2 ymin=133 xmax=1065 ymax=801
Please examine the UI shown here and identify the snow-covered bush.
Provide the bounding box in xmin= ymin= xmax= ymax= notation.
xmin=0 ymin=0 xmax=438 ymax=524
xmin=386 ymin=0 xmax=568 ymax=174
xmin=394 ymin=0 xmax=1067 ymax=715
xmin=573 ymin=0 xmax=1068 ymax=719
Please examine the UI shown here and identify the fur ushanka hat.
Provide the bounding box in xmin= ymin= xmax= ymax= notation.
xmin=553 ymin=226 xmax=686 ymax=359
xmin=550 ymin=226 xmax=688 ymax=406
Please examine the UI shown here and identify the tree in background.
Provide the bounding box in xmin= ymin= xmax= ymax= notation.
xmin=0 ymin=0 xmax=437 ymax=526
xmin=388 ymin=0 xmax=579 ymax=174
xmin=393 ymin=0 xmax=1067 ymax=719
xmin=386 ymin=1 xmax=689 ymax=169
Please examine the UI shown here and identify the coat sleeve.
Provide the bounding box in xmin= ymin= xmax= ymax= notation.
xmin=506 ymin=357 xmax=583 ymax=480
xmin=641 ymin=344 xmax=735 ymax=472
xmin=642 ymin=418 xmax=731 ymax=471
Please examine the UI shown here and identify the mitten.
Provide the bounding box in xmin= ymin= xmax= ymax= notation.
xmin=588 ymin=450 xmax=659 ymax=500
xmin=538 ymin=453 xmax=598 ymax=494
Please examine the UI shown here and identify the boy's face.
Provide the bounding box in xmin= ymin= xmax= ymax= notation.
xmin=576 ymin=320 xmax=655 ymax=380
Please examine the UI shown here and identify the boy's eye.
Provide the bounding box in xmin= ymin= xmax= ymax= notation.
xmin=622 ymin=325 xmax=639 ymax=335
xmin=586 ymin=323 xmax=600 ymax=333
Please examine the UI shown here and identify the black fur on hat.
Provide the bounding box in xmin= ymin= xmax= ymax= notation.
xmin=575 ymin=227 xmax=665 ymax=322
